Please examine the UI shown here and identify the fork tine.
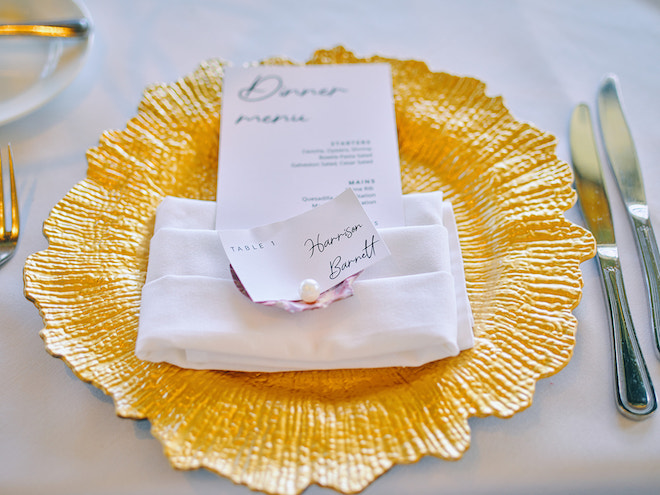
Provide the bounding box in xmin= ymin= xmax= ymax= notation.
xmin=0 ymin=147 xmax=5 ymax=238
xmin=8 ymin=144 xmax=19 ymax=240
xmin=0 ymin=144 xmax=19 ymax=267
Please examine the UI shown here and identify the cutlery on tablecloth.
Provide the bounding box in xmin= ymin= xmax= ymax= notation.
xmin=570 ymin=102 xmax=656 ymax=419
xmin=0 ymin=18 xmax=90 ymax=38
xmin=0 ymin=145 xmax=19 ymax=268
xmin=598 ymin=75 xmax=660 ymax=359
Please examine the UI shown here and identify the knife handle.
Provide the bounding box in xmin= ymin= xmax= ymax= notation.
xmin=596 ymin=246 xmax=657 ymax=419
xmin=629 ymin=212 xmax=660 ymax=358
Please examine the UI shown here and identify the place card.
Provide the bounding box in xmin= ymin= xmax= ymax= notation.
xmin=219 ymin=189 xmax=390 ymax=302
xmin=215 ymin=63 xmax=404 ymax=229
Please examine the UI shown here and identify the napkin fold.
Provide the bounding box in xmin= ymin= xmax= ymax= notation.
xmin=136 ymin=192 xmax=473 ymax=372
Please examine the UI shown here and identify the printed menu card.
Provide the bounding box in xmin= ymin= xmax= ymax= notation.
xmin=215 ymin=63 xmax=404 ymax=230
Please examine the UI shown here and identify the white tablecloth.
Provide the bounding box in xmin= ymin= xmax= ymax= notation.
xmin=2 ymin=1 xmax=659 ymax=494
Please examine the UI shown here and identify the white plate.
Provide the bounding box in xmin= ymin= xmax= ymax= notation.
xmin=0 ymin=0 xmax=93 ymax=125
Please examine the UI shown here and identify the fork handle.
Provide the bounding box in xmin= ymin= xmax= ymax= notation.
xmin=597 ymin=246 xmax=656 ymax=419
xmin=630 ymin=213 xmax=660 ymax=358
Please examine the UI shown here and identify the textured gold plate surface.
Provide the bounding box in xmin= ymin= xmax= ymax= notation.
xmin=24 ymin=47 xmax=595 ymax=495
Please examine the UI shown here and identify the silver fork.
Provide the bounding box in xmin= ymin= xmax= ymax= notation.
xmin=0 ymin=145 xmax=19 ymax=267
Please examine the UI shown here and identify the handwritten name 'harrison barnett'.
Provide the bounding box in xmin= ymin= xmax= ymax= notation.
xmin=304 ymin=224 xmax=380 ymax=281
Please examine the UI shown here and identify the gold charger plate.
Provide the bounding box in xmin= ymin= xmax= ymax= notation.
xmin=24 ymin=46 xmax=595 ymax=495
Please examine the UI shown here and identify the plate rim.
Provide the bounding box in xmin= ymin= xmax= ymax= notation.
xmin=0 ymin=0 xmax=94 ymax=125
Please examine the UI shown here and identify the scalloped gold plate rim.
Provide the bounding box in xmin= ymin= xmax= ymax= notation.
xmin=24 ymin=46 xmax=595 ymax=495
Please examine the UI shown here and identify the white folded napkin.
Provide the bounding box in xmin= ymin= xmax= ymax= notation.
xmin=136 ymin=192 xmax=473 ymax=372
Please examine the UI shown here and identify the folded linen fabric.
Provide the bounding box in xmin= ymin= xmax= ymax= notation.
xmin=136 ymin=192 xmax=473 ymax=372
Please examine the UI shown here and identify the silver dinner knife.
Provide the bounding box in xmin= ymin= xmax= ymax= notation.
xmin=598 ymin=75 xmax=660 ymax=359
xmin=570 ymin=103 xmax=657 ymax=419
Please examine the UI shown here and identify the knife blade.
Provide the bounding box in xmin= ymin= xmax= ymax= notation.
xmin=570 ymin=103 xmax=656 ymax=419
xmin=598 ymin=75 xmax=660 ymax=358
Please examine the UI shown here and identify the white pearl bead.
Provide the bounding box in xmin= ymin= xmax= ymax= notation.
xmin=299 ymin=279 xmax=321 ymax=303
